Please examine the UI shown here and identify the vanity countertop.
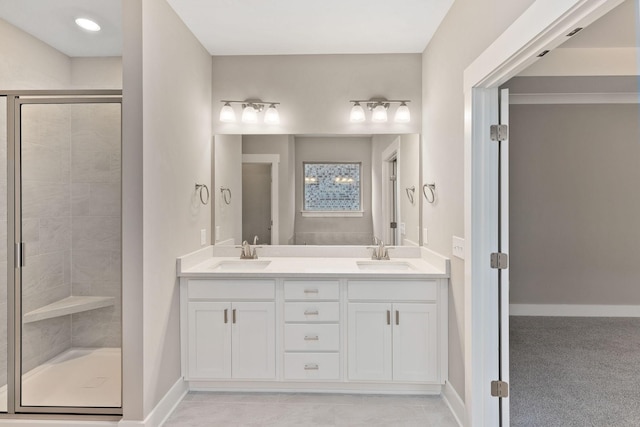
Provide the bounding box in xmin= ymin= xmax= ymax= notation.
xmin=177 ymin=246 xmax=450 ymax=279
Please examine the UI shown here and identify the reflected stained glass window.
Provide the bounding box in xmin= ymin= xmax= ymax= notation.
xmin=303 ymin=162 xmax=361 ymax=211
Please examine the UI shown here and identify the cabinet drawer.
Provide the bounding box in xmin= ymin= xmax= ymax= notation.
xmin=348 ymin=280 xmax=437 ymax=301
xmin=284 ymin=324 xmax=340 ymax=351
xmin=188 ymin=279 xmax=275 ymax=300
xmin=284 ymin=281 xmax=339 ymax=300
xmin=284 ymin=353 xmax=340 ymax=380
xmin=284 ymin=302 xmax=340 ymax=322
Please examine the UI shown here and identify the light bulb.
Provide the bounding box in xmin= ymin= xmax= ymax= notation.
xmin=350 ymin=102 xmax=366 ymax=122
xmin=264 ymin=104 xmax=280 ymax=124
xmin=75 ymin=18 xmax=101 ymax=32
xmin=394 ymin=102 xmax=411 ymax=123
xmin=371 ymin=104 xmax=388 ymax=123
xmin=241 ymin=104 xmax=258 ymax=123
xmin=219 ymin=103 xmax=236 ymax=122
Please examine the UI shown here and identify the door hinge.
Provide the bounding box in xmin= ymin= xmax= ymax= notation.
xmin=490 ymin=124 xmax=509 ymax=141
xmin=390 ymin=222 xmax=397 ymax=229
xmin=490 ymin=252 xmax=508 ymax=269
xmin=491 ymin=380 xmax=509 ymax=398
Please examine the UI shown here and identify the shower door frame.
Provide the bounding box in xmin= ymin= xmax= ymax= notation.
xmin=4 ymin=90 xmax=123 ymax=418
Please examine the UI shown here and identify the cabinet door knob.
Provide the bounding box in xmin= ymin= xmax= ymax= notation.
xmin=232 ymin=309 xmax=236 ymax=324
xmin=304 ymin=335 xmax=319 ymax=341
xmin=396 ymin=310 xmax=399 ymax=325
xmin=224 ymin=308 xmax=228 ymax=324
xmin=304 ymin=363 xmax=319 ymax=370
xmin=386 ymin=310 xmax=391 ymax=325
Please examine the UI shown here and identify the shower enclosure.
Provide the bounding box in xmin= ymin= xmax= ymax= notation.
xmin=0 ymin=91 xmax=122 ymax=416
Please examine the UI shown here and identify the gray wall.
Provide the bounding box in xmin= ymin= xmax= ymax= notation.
xmin=294 ymin=136 xmax=374 ymax=245
xmin=421 ymin=0 xmax=535 ymax=400
xmin=509 ymin=103 xmax=640 ymax=304
xmin=120 ymin=0 xmax=214 ymax=418
xmin=212 ymin=54 xmax=422 ymax=135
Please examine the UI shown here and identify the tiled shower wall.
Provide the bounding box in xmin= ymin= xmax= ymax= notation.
xmin=0 ymin=102 xmax=121 ymax=383
xmin=69 ymin=103 xmax=121 ymax=348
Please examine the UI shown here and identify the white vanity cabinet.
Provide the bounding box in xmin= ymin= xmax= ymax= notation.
xmin=178 ymin=253 xmax=449 ymax=394
xmin=347 ymin=280 xmax=441 ymax=383
xmin=185 ymin=279 xmax=276 ymax=380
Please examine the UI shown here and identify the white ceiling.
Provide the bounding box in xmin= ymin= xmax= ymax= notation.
xmin=165 ymin=0 xmax=455 ymax=55
xmin=0 ymin=0 xmax=122 ymax=57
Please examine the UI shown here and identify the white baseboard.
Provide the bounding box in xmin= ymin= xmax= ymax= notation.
xmin=510 ymin=304 xmax=640 ymax=317
xmin=442 ymin=381 xmax=464 ymax=427
xmin=119 ymin=378 xmax=188 ymax=427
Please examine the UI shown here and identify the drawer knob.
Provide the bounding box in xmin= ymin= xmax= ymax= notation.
xmin=304 ymin=310 xmax=319 ymax=316
xmin=304 ymin=335 xmax=319 ymax=341
xmin=304 ymin=363 xmax=319 ymax=370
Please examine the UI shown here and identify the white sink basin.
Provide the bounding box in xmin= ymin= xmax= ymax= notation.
xmin=209 ymin=260 xmax=271 ymax=271
xmin=356 ymin=261 xmax=415 ymax=271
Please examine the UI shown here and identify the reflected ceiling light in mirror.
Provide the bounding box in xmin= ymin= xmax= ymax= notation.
xmin=349 ymin=99 xmax=411 ymax=123
xmin=219 ymin=100 xmax=280 ymax=124
xmin=75 ymin=18 xmax=101 ymax=32
xmin=350 ymin=102 xmax=366 ymax=122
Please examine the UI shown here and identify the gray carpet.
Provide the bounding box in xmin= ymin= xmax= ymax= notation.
xmin=510 ymin=316 xmax=640 ymax=427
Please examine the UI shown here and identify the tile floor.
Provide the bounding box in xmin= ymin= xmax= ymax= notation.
xmin=163 ymin=392 xmax=459 ymax=427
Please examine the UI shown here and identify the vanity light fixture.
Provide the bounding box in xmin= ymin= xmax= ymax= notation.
xmin=219 ymin=100 xmax=281 ymax=124
xmin=75 ymin=17 xmax=101 ymax=32
xmin=349 ymin=99 xmax=411 ymax=123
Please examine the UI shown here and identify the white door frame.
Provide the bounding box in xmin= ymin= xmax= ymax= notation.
xmin=381 ymin=138 xmax=401 ymax=245
xmin=462 ymin=0 xmax=624 ymax=425
xmin=242 ymin=154 xmax=280 ymax=245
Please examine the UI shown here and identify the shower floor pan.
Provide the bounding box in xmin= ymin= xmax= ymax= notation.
xmin=0 ymin=347 xmax=121 ymax=412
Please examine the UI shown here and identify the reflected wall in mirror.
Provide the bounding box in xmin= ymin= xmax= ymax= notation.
xmin=213 ymin=134 xmax=420 ymax=246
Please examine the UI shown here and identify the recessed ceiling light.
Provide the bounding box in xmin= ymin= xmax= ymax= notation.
xmin=75 ymin=18 xmax=101 ymax=32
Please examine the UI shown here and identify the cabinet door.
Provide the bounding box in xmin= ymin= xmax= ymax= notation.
xmin=231 ymin=302 xmax=276 ymax=379
xmin=188 ymin=302 xmax=232 ymax=379
xmin=348 ymin=303 xmax=392 ymax=381
xmin=392 ymin=303 xmax=438 ymax=382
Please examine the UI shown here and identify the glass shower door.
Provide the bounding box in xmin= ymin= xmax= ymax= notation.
xmin=16 ymin=98 xmax=121 ymax=414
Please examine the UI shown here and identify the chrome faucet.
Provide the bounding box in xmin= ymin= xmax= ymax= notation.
xmin=371 ymin=239 xmax=391 ymax=260
xmin=240 ymin=240 xmax=258 ymax=259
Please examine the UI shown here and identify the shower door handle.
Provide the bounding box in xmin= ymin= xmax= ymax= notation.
xmin=15 ymin=242 xmax=26 ymax=268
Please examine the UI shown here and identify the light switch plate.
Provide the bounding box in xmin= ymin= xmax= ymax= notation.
xmin=400 ymin=222 xmax=406 ymax=235
xmin=200 ymin=229 xmax=207 ymax=246
xmin=215 ymin=226 xmax=221 ymax=241
xmin=452 ymin=236 xmax=465 ymax=259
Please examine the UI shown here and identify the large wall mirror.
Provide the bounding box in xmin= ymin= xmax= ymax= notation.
xmin=213 ymin=134 xmax=421 ymax=246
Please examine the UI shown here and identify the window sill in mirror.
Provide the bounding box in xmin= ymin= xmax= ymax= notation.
xmin=301 ymin=210 xmax=364 ymax=218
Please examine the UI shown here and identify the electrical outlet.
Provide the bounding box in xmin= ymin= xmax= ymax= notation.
xmin=452 ymin=236 xmax=465 ymax=259
xmin=215 ymin=226 xmax=221 ymax=241
xmin=400 ymin=222 xmax=406 ymax=235
xmin=200 ymin=229 xmax=207 ymax=246
xmin=423 ymin=228 xmax=428 ymax=245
